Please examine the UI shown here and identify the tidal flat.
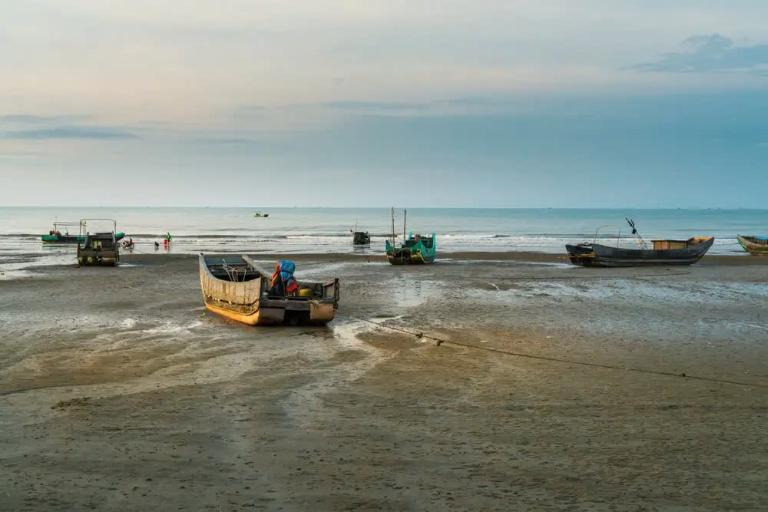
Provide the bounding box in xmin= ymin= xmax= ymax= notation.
xmin=1 ymin=253 xmax=766 ymax=511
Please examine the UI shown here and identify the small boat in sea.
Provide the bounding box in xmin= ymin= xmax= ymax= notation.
xmin=385 ymin=208 xmax=436 ymax=265
xmin=350 ymin=219 xmax=370 ymax=246
xmin=42 ymin=221 xmax=125 ymax=244
xmin=352 ymin=231 xmax=371 ymax=246
xmin=737 ymin=235 xmax=768 ymax=255
xmin=566 ymin=219 xmax=713 ymax=267
xmin=77 ymin=219 xmax=120 ymax=266
xmin=199 ymin=254 xmax=339 ymax=325
xmin=253 ymin=212 xmax=269 ymax=218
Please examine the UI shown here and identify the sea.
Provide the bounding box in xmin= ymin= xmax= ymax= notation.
xmin=0 ymin=207 xmax=764 ymax=274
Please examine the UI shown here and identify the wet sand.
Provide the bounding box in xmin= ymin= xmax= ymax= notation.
xmin=1 ymin=253 xmax=767 ymax=511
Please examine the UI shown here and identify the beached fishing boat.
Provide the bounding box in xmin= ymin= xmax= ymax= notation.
xmin=385 ymin=209 xmax=436 ymax=265
xmin=42 ymin=221 xmax=125 ymax=244
xmin=198 ymin=254 xmax=339 ymax=325
xmin=566 ymin=237 xmax=714 ymax=267
xmin=566 ymin=218 xmax=714 ymax=267
xmin=737 ymin=235 xmax=768 ymax=255
xmin=386 ymin=233 xmax=437 ymax=264
xmin=77 ymin=219 xmax=120 ymax=266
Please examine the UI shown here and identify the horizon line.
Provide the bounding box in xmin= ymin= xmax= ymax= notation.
xmin=1 ymin=205 xmax=767 ymax=211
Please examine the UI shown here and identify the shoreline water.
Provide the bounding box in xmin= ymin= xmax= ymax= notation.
xmin=0 ymin=207 xmax=763 ymax=261
xmin=2 ymin=206 xmax=761 ymax=276
xmin=4 ymin=251 xmax=766 ymax=281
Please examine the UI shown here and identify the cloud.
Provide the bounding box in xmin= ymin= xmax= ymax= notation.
xmin=635 ymin=34 xmax=768 ymax=74
xmin=193 ymin=136 xmax=256 ymax=145
xmin=0 ymin=114 xmax=137 ymax=140
xmin=1 ymin=126 xmax=137 ymax=140
xmin=319 ymin=101 xmax=431 ymax=115
xmin=0 ymin=114 xmax=88 ymax=125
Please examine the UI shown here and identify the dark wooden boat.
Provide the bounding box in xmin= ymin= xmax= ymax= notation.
xmin=352 ymin=231 xmax=370 ymax=245
xmin=77 ymin=219 xmax=120 ymax=266
xmin=199 ymin=254 xmax=339 ymax=325
xmin=737 ymin=235 xmax=768 ymax=256
xmin=566 ymin=237 xmax=714 ymax=267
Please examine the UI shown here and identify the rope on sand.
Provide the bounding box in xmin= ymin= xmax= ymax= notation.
xmin=479 ymin=271 xmax=693 ymax=282
xmin=345 ymin=316 xmax=768 ymax=390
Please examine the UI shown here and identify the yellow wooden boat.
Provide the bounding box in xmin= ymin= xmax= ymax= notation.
xmin=198 ymin=254 xmax=339 ymax=325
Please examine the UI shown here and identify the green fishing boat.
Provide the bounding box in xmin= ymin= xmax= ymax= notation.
xmin=42 ymin=221 xmax=125 ymax=244
xmin=385 ymin=208 xmax=437 ymax=265
xmin=386 ymin=233 xmax=437 ymax=264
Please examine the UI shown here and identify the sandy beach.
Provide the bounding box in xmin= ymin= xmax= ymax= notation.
xmin=1 ymin=252 xmax=767 ymax=511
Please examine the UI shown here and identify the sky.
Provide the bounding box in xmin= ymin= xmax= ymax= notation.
xmin=1 ymin=0 xmax=767 ymax=208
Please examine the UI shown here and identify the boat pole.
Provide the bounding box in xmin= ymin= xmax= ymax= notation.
xmin=391 ymin=207 xmax=395 ymax=244
xmin=403 ymin=208 xmax=407 ymax=241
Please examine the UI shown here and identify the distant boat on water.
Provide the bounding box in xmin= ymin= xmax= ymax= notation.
xmin=350 ymin=219 xmax=370 ymax=246
xmin=352 ymin=231 xmax=370 ymax=246
xmin=737 ymin=235 xmax=768 ymax=255
xmin=253 ymin=212 xmax=269 ymax=218
xmin=42 ymin=221 xmax=125 ymax=244
xmin=566 ymin=218 xmax=713 ymax=267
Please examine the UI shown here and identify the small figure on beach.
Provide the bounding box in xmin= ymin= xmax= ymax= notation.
xmin=154 ymin=241 xmax=160 ymax=251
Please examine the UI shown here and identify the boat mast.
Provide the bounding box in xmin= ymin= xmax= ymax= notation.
xmin=391 ymin=207 xmax=395 ymax=244
xmin=403 ymin=208 xmax=407 ymax=241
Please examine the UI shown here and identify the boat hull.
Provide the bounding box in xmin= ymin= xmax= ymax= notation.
xmin=737 ymin=235 xmax=768 ymax=256
xmin=386 ymin=251 xmax=435 ymax=265
xmin=566 ymin=238 xmax=714 ymax=267
xmin=43 ymin=232 xmax=125 ymax=244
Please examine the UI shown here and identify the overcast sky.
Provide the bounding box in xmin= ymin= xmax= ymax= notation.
xmin=1 ymin=1 xmax=767 ymax=207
